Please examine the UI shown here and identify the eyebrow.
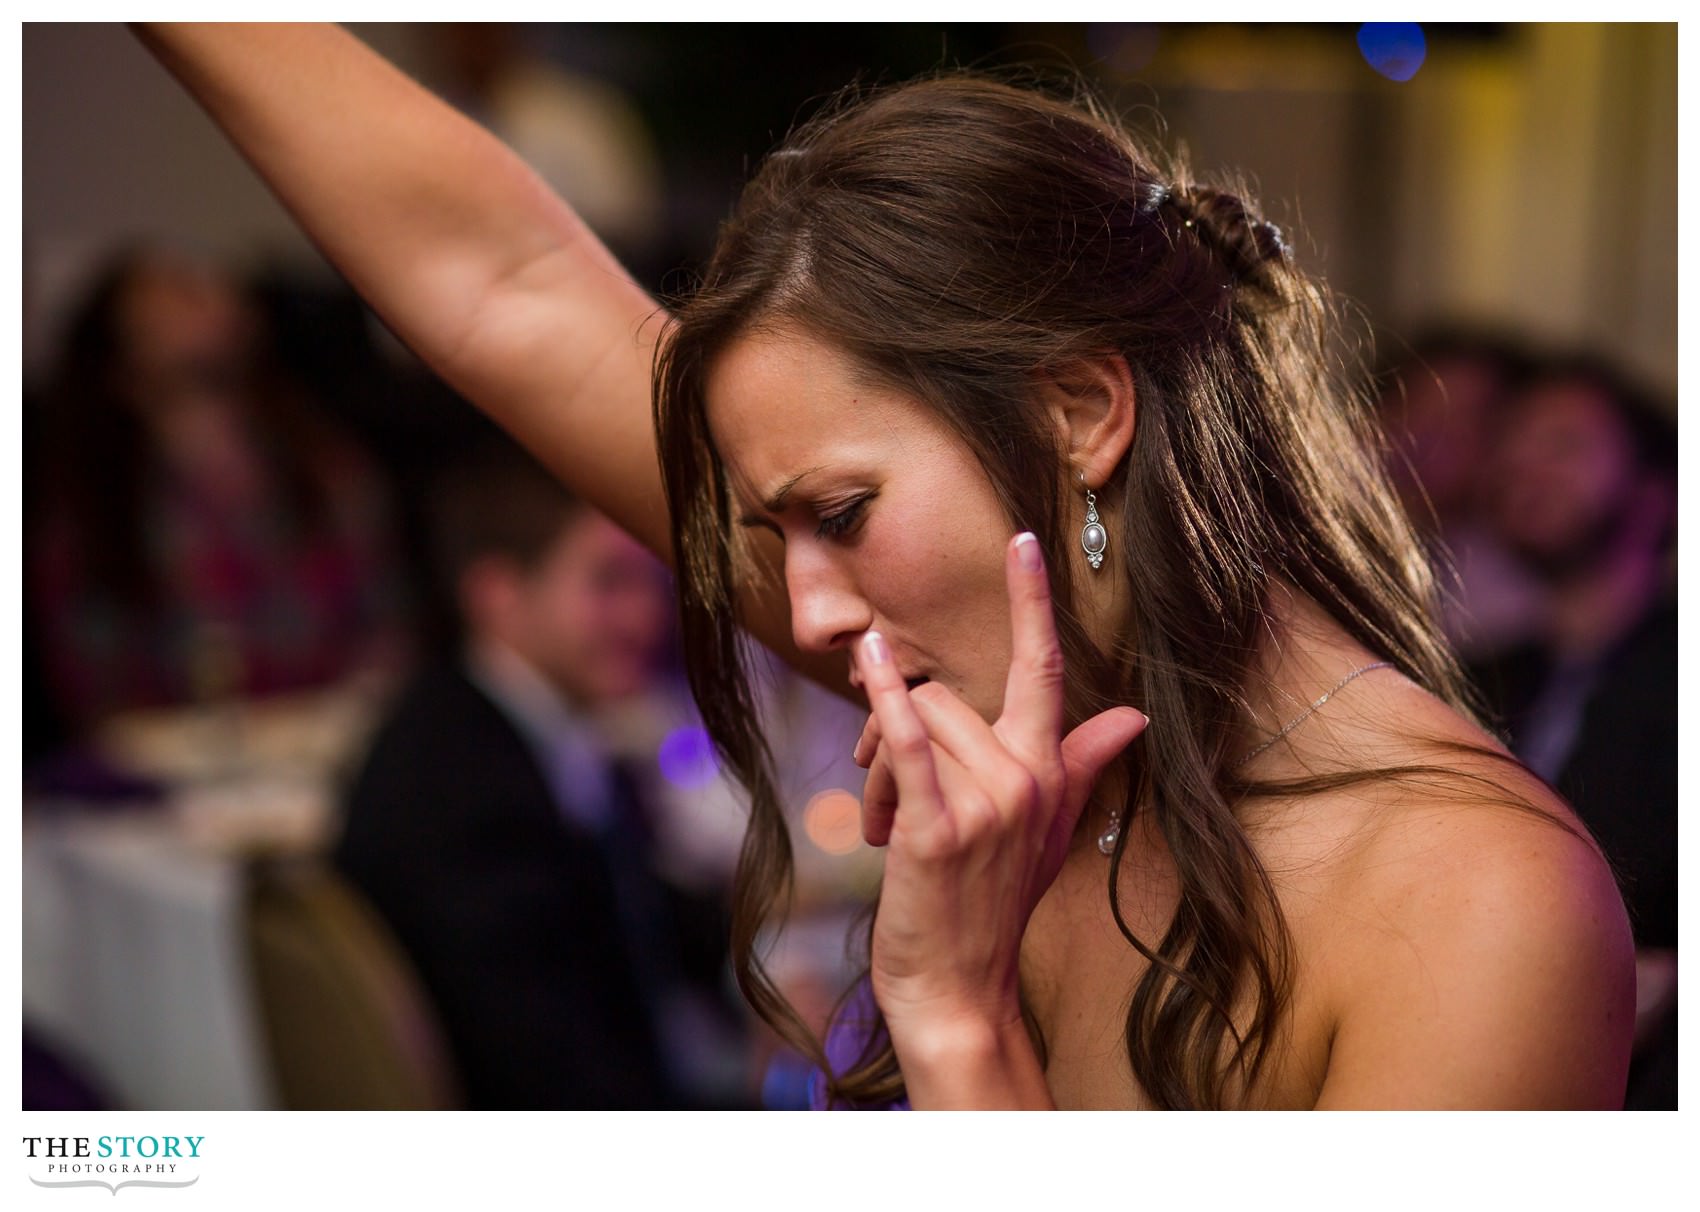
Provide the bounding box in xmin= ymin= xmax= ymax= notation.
xmin=738 ymin=465 xmax=825 ymax=523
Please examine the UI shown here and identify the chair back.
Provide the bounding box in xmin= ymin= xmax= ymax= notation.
xmin=243 ymin=858 xmax=460 ymax=1109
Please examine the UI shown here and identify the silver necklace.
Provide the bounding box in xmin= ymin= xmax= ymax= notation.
xmin=1096 ymin=661 xmax=1395 ymax=856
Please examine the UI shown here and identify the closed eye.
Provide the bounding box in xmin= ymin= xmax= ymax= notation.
xmin=814 ymin=492 xmax=874 ymax=541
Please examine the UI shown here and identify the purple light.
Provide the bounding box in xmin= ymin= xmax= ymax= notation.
xmin=1358 ymin=23 xmax=1427 ymax=83
xmin=657 ymin=725 xmax=718 ymax=789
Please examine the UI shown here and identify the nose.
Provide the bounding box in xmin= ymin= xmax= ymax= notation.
xmin=785 ymin=544 xmax=873 ymax=655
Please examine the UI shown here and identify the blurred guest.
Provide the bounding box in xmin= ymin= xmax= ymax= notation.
xmin=1378 ymin=327 xmax=1546 ymax=659
xmin=26 ymin=246 xmax=411 ymax=735
xmin=1468 ymin=355 xmax=1676 ymax=1109
xmin=335 ymin=446 xmax=745 ymax=1108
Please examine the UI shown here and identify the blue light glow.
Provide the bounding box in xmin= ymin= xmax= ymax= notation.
xmin=1357 ymin=23 xmax=1426 ymax=83
xmin=657 ymin=725 xmax=717 ymax=789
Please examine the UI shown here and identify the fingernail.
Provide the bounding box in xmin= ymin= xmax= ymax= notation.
xmin=1015 ymin=531 xmax=1042 ymax=572
xmin=861 ymin=630 xmax=890 ymax=667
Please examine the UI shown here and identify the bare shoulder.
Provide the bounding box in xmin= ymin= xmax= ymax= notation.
xmin=1330 ymin=756 xmax=1630 ymax=980
xmin=1290 ymin=705 xmax=1636 ymax=1108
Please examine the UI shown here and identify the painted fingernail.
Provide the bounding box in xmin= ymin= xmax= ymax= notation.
xmin=862 ymin=630 xmax=890 ymax=667
xmin=1015 ymin=531 xmax=1042 ymax=572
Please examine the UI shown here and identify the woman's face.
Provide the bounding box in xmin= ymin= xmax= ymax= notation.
xmin=705 ymin=325 xmax=1019 ymax=720
xmin=118 ymin=260 xmax=256 ymax=419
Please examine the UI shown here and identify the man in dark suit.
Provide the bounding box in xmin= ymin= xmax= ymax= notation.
xmin=336 ymin=447 xmax=701 ymax=1108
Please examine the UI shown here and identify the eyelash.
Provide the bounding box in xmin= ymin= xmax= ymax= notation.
xmin=814 ymin=493 xmax=873 ymax=541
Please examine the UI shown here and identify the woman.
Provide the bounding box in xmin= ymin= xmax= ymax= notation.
xmin=28 ymin=243 xmax=410 ymax=732
xmin=135 ymin=24 xmax=1633 ymax=1109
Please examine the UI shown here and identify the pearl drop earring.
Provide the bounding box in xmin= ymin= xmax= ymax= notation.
xmin=1080 ymin=489 xmax=1107 ymax=570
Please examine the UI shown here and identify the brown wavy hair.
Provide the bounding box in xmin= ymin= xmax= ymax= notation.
xmin=654 ymin=74 xmax=1526 ymax=1109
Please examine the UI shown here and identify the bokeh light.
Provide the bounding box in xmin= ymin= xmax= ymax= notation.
xmin=657 ymin=724 xmax=717 ymax=789
xmin=801 ymin=789 xmax=862 ymax=855
xmin=1358 ymin=23 xmax=1427 ymax=83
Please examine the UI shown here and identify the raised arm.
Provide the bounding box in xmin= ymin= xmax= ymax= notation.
xmin=137 ymin=23 xmax=663 ymax=547
xmin=134 ymin=23 xmax=836 ymax=687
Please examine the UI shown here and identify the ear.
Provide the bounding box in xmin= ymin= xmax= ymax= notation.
xmin=1034 ymin=353 xmax=1136 ymax=489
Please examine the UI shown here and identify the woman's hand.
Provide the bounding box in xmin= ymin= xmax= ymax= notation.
xmin=851 ymin=532 xmax=1147 ymax=1107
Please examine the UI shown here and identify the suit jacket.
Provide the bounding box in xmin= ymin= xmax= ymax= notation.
xmin=334 ymin=665 xmax=674 ymax=1108
xmin=1469 ymin=598 xmax=1676 ymax=951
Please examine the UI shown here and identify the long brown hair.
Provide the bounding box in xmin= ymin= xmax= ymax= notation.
xmin=655 ymin=74 xmax=1506 ymax=1108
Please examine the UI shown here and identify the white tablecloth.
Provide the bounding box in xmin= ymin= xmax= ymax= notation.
xmin=22 ymin=808 xmax=278 ymax=1109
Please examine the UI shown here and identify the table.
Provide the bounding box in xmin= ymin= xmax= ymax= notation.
xmin=22 ymin=807 xmax=279 ymax=1109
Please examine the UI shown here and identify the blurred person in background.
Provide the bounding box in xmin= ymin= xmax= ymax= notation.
xmin=1378 ymin=327 xmax=1547 ymax=661
xmin=335 ymin=445 xmax=748 ymax=1109
xmin=25 ymin=245 xmax=412 ymax=739
xmin=1468 ymin=354 xmax=1677 ymax=1109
